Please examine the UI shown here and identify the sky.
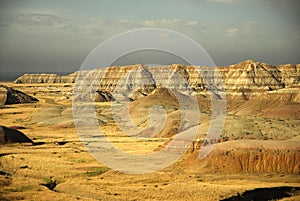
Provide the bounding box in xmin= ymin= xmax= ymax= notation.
xmin=0 ymin=0 xmax=299 ymax=72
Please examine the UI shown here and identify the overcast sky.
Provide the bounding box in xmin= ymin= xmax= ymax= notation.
xmin=0 ymin=0 xmax=299 ymax=72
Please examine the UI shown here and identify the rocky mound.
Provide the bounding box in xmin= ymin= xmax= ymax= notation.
xmin=225 ymin=90 xmax=300 ymax=117
xmin=185 ymin=138 xmax=300 ymax=174
xmin=126 ymin=87 xmax=198 ymax=138
xmin=220 ymin=60 xmax=286 ymax=91
xmin=30 ymin=106 xmax=77 ymax=128
xmin=31 ymin=106 xmax=108 ymax=128
xmin=130 ymin=87 xmax=193 ymax=110
xmin=0 ymin=84 xmax=38 ymax=105
xmin=0 ymin=125 xmax=33 ymax=144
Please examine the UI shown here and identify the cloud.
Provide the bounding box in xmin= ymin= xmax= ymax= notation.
xmin=206 ymin=0 xmax=238 ymax=3
xmin=226 ymin=28 xmax=239 ymax=37
xmin=224 ymin=21 xmax=266 ymax=40
xmin=1 ymin=12 xmax=205 ymax=38
xmin=14 ymin=13 xmax=63 ymax=26
xmin=141 ymin=19 xmax=203 ymax=29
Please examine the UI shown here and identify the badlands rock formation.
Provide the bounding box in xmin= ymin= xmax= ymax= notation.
xmin=13 ymin=60 xmax=300 ymax=118
xmin=185 ymin=138 xmax=300 ymax=174
xmin=0 ymin=84 xmax=38 ymax=105
xmin=14 ymin=60 xmax=299 ymax=94
xmin=14 ymin=72 xmax=77 ymax=84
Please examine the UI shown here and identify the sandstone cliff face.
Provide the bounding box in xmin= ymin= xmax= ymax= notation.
xmin=14 ymin=60 xmax=300 ymax=97
xmin=0 ymin=84 xmax=38 ymax=105
xmin=220 ymin=60 xmax=285 ymax=91
xmin=186 ymin=139 xmax=300 ymax=174
xmin=15 ymin=72 xmax=77 ymax=84
xmin=277 ymin=64 xmax=300 ymax=86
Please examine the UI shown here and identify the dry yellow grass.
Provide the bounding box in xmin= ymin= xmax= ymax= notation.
xmin=0 ymin=82 xmax=299 ymax=201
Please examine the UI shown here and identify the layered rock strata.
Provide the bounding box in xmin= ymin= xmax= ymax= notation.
xmin=14 ymin=60 xmax=300 ymax=101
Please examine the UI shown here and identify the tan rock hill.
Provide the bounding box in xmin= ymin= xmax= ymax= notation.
xmin=14 ymin=72 xmax=77 ymax=84
xmin=184 ymin=137 xmax=300 ymax=174
xmin=14 ymin=60 xmax=299 ymax=92
xmin=0 ymin=84 xmax=38 ymax=105
xmin=14 ymin=60 xmax=300 ymax=117
xmin=220 ymin=60 xmax=284 ymax=91
xmin=30 ymin=106 xmax=108 ymax=128
xmin=128 ymin=87 xmax=197 ymax=138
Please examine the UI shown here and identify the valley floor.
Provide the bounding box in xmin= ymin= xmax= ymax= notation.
xmin=0 ymin=82 xmax=299 ymax=201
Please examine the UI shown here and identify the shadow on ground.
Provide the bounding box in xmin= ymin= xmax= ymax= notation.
xmin=220 ymin=186 xmax=300 ymax=201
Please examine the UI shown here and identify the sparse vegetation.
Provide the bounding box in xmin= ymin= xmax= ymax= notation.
xmin=84 ymin=167 xmax=110 ymax=177
xmin=0 ymin=76 xmax=299 ymax=200
xmin=9 ymin=185 xmax=33 ymax=192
